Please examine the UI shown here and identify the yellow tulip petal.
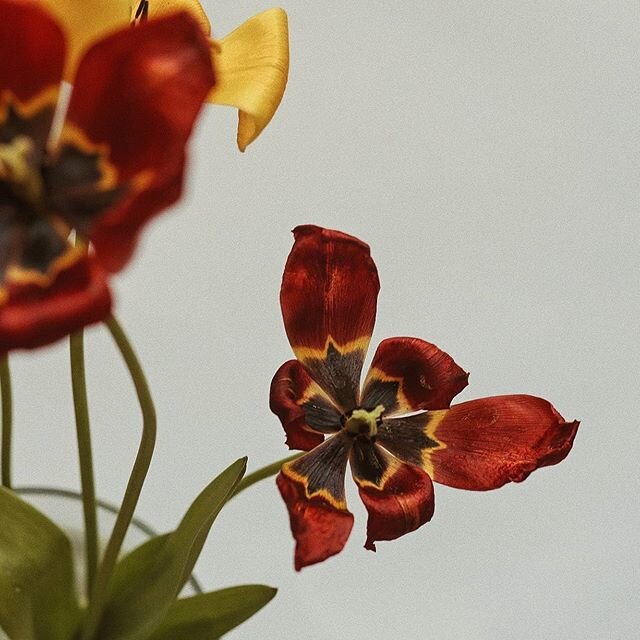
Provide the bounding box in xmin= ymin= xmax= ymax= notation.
xmin=209 ymin=8 xmax=289 ymax=151
xmin=39 ymin=0 xmax=132 ymax=79
xmin=38 ymin=0 xmax=211 ymax=79
xmin=148 ymin=0 xmax=211 ymax=34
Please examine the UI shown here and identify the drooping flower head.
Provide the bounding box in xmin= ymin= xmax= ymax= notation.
xmin=271 ymin=225 xmax=579 ymax=570
xmin=0 ymin=0 xmax=214 ymax=351
xmin=38 ymin=0 xmax=290 ymax=151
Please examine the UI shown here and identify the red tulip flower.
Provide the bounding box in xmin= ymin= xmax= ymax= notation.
xmin=0 ymin=0 xmax=214 ymax=352
xmin=271 ymin=225 xmax=579 ymax=570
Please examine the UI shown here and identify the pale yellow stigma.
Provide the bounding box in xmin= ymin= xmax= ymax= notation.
xmin=344 ymin=405 xmax=385 ymax=437
xmin=0 ymin=136 xmax=43 ymax=205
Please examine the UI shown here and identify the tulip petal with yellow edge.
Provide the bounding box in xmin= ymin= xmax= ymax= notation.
xmin=39 ymin=0 xmax=210 ymax=80
xmin=209 ymin=8 xmax=289 ymax=151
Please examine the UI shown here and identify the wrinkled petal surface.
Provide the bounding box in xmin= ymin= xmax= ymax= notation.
xmin=350 ymin=439 xmax=435 ymax=551
xmin=280 ymin=225 xmax=380 ymax=412
xmin=209 ymin=8 xmax=289 ymax=151
xmin=277 ymin=434 xmax=354 ymax=570
xmin=270 ymin=359 xmax=342 ymax=451
xmin=361 ymin=337 xmax=469 ymax=416
xmin=0 ymin=251 xmax=111 ymax=352
xmin=0 ymin=0 xmax=64 ymax=148
xmin=60 ymin=11 xmax=215 ymax=271
xmin=425 ymin=395 xmax=580 ymax=490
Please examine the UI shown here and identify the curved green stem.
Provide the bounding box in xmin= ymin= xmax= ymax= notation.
xmin=230 ymin=452 xmax=302 ymax=500
xmin=70 ymin=331 xmax=99 ymax=598
xmin=81 ymin=315 xmax=157 ymax=640
xmin=1 ymin=356 xmax=12 ymax=489
xmin=15 ymin=485 xmax=204 ymax=595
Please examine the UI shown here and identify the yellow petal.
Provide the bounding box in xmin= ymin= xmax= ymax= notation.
xmin=38 ymin=0 xmax=132 ymax=79
xmin=147 ymin=0 xmax=210 ymax=35
xmin=38 ymin=0 xmax=211 ymax=80
xmin=209 ymin=8 xmax=289 ymax=151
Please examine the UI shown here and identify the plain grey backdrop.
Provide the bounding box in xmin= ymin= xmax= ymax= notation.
xmin=11 ymin=1 xmax=639 ymax=638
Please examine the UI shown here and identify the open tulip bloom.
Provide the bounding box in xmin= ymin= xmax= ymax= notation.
xmin=271 ymin=225 xmax=579 ymax=570
xmin=0 ymin=0 xmax=215 ymax=351
xmin=0 ymin=0 xmax=289 ymax=354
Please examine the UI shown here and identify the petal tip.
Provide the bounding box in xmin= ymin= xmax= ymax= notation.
xmin=277 ymin=467 xmax=354 ymax=570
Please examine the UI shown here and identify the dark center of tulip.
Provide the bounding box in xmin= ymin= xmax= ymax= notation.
xmin=0 ymin=101 xmax=127 ymax=288
xmin=343 ymin=405 xmax=384 ymax=439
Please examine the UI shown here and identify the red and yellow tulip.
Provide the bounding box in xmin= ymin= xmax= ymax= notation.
xmin=271 ymin=226 xmax=579 ymax=570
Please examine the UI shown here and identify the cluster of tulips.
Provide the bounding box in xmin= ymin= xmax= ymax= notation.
xmin=0 ymin=1 xmax=578 ymax=638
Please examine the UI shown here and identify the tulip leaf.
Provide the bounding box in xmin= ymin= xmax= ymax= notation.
xmin=0 ymin=487 xmax=80 ymax=640
xmin=97 ymin=457 xmax=247 ymax=640
xmin=148 ymin=585 xmax=277 ymax=640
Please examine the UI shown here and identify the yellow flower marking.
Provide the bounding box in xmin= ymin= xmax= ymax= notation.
xmin=5 ymin=242 xmax=83 ymax=290
xmin=55 ymin=123 xmax=120 ymax=191
xmin=281 ymin=461 xmax=348 ymax=511
xmin=56 ymin=123 xmax=153 ymax=196
xmin=0 ymin=87 xmax=60 ymax=125
xmin=362 ymin=365 xmax=414 ymax=414
xmin=294 ymin=335 xmax=370 ymax=363
xmin=420 ymin=410 xmax=448 ymax=478
xmin=0 ymin=136 xmax=43 ymax=205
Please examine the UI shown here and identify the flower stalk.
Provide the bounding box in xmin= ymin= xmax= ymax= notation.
xmin=81 ymin=315 xmax=157 ymax=640
xmin=1 ymin=355 xmax=12 ymax=489
xmin=230 ymin=452 xmax=302 ymax=501
xmin=70 ymin=330 xmax=99 ymax=598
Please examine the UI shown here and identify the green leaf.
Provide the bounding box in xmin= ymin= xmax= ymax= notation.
xmin=97 ymin=457 xmax=247 ymax=640
xmin=148 ymin=585 xmax=277 ymax=640
xmin=0 ymin=487 xmax=80 ymax=640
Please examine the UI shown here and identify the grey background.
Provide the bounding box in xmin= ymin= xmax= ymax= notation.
xmin=11 ymin=1 xmax=639 ymax=638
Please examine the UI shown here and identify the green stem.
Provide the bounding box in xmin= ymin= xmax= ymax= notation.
xmin=14 ymin=485 xmax=204 ymax=595
xmin=230 ymin=452 xmax=302 ymax=500
xmin=1 ymin=356 xmax=12 ymax=489
xmin=70 ymin=331 xmax=99 ymax=598
xmin=81 ymin=315 xmax=157 ymax=640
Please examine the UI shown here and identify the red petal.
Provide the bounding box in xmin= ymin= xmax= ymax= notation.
xmin=350 ymin=440 xmax=435 ymax=551
xmin=270 ymin=360 xmax=341 ymax=451
xmin=0 ymin=253 xmax=111 ymax=352
xmin=361 ymin=337 xmax=468 ymax=415
xmin=87 ymin=160 xmax=183 ymax=273
xmin=429 ymin=395 xmax=579 ymax=490
xmin=277 ymin=435 xmax=354 ymax=570
xmin=61 ymin=11 xmax=215 ymax=272
xmin=280 ymin=225 xmax=380 ymax=410
xmin=0 ymin=0 xmax=64 ymax=103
